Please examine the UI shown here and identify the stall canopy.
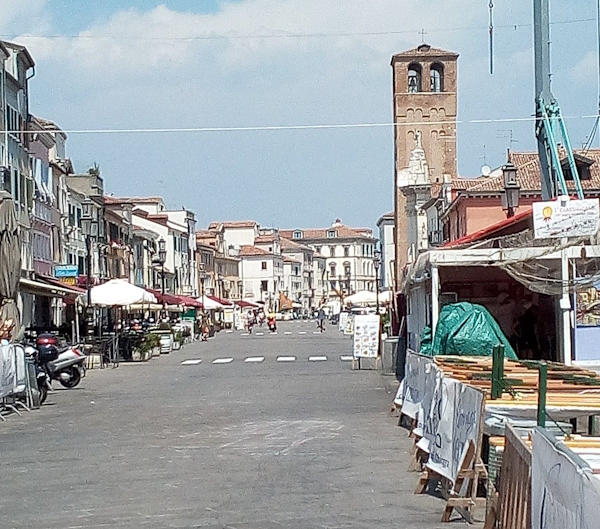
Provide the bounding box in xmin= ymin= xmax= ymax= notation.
xmin=197 ymin=295 xmax=224 ymax=310
xmin=235 ymin=299 xmax=260 ymax=308
xmin=147 ymin=288 xmax=183 ymax=307
xmin=90 ymin=279 xmax=157 ymax=306
xmin=177 ymin=295 xmax=203 ymax=308
xmin=208 ymin=295 xmax=233 ymax=307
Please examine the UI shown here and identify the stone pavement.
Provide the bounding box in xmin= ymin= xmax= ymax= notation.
xmin=0 ymin=321 xmax=478 ymax=528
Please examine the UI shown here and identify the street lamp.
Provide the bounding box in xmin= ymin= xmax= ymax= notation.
xmin=374 ymin=248 xmax=381 ymax=314
xmin=81 ymin=199 xmax=98 ymax=338
xmin=157 ymin=238 xmax=167 ymax=295
xmin=199 ymin=263 xmax=206 ymax=304
xmin=501 ymin=162 xmax=520 ymax=218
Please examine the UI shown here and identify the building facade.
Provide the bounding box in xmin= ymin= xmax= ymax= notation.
xmin=280 ymin=219 xmax=378 ymax=299
xmin=376 ymin=212 xmax=395 ymax=290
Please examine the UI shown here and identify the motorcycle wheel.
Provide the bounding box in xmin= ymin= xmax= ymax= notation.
xmin=58 ymin=366 xmax=82 ymax=388
xmin=39 ymin=384 xmax=48 ymax=405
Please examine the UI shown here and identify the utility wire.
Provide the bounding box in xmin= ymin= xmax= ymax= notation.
xmin=10 ymin=113 xmax=600 ymax=136
xmin=0 ymin=17 xmax=596 ymax=42
xmin=583 ymin=0 xmax=600 ymax=153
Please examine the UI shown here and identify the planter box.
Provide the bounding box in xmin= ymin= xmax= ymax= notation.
xmin=131 ymin=349 xmax=142 ymax=362
xmin=173 ymin=341 xmax=181 ymax=351
xmin=143 ymin=350 xmax=152 ymax=362
xmin=152 ymin=346 xmax=161 ymax=357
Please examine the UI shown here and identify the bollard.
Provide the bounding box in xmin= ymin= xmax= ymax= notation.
xmin=537 ymin=362 xmax=547 ymax=428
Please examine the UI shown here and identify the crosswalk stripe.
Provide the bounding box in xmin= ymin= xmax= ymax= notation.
xmin=340 ymin=355 xmax=354 ymax=362
xmin=226 ymin=330 xmax=234 ymax=334
xmin=212 ymin=358 xmax=234 ymax=364
xmin=256 ymin=332 xmax=264 ymax=336
xmin=309 ymin=355 xmax=327 ymax=362
xmin=241 ymin=333 xmax=249 ymax=336
xmin=298 ymin=332 xmax=307 ymax=335
xmin=181 ymin=359 xmax=203 ymax=365
xmin=277 ymin=355 xmax=296 ymax=362
xmin=284 ymin=331 xmax=292 ymax=335
xmin=312 ymin=331 xmax=321 ymax=335
xmin=244 ymin=356 xmax=265 ymax=363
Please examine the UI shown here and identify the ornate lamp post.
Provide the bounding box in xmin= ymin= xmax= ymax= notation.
xmin=199 ymin=263 xmax=206 ymax=304
xmin=81 ymin=199 xmax=98 ymax=338
xmin=374 ymin=248 xmax=381 ymax=314
xmin=501 ymin=162 xmax=520 ymax=218
xmin=158 ymin=238 xmax=167 ymax=295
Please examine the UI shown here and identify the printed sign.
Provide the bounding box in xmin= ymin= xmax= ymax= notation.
xmin=59 ymin=277 xmax=77 ymax=286
xmin=533 ymin=198 xmax=600 ymax=239
xmin=532 ymin=429 xmax=600 ymax=529
xmin=344 ymin=314 xmax=355 ymax=335
xmin=338 ymin=312 xmax=349 ymax=332
xmin=352 ymin=314 xmax=380 ymax=358
xmin=223 ymin=309 xmax=234 ymax=324
xmin=54 ymin=265 xmax=79 ymax=278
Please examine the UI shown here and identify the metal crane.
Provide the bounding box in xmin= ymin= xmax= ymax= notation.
xmin=534 ymin=0 xmax=585 ymax=200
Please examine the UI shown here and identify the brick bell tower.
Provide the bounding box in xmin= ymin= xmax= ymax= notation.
xmin=391 ymin=43 xmax=459 ymax=284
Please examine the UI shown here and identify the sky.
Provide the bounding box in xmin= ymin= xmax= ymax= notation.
xmin=2 ymin=0 xmax=600 ymax=230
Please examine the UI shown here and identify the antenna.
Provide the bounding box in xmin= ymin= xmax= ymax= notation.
xmin=489 ymin=1 xmax=494 ymax=74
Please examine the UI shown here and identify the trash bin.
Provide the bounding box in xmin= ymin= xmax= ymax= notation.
xmin=381 ymin=336 xmax=398 ymax=376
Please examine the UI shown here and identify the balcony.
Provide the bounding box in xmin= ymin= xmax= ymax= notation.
xmin=428 ymin=230 xmax=443 ymax=247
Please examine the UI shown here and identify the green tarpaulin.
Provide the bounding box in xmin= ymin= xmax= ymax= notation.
xmin=420 ymin=302 xmax=518 ymax=360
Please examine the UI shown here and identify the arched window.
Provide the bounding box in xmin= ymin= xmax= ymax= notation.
xmin=430 ymin=63 xmax=444 ymax=92
xmin=330 ymin=263 xmax=336 ymax=277
xmin=408 ymin=63 xmax=422 ymax=93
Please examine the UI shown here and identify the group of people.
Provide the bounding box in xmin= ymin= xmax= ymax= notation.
xmin=245 ymin=309 xmax=277 ymax=334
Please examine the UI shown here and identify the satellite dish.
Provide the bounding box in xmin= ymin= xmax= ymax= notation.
xmin=481 ymin=165 xmax=492 ymax=177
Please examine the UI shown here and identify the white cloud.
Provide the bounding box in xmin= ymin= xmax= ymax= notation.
xmin=0 ymin=0 xmax=51 ymax=35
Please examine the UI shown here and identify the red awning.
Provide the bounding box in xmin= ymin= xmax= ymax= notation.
xmin=208 ymin=295 xmax=233 ymax=306
xmin=39 ymin=275 xmax=87 ymax=296
xmin=235 ymin=299 xmax=260 ymax=308
xmin=147 ymin=288 xmax=183 ymax=306
xmin=176 ymin=295 xmax=203 ymax=308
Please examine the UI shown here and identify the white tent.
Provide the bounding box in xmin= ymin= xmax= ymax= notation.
xmin=89 ymin=279 xmax=157 ymax=307
xmin=196 ymin=295 xmax=224 ymax=310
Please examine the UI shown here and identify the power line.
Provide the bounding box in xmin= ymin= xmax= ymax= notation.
xmin=11 ymin=113 xmax=600 ymax=135
xmin=0 ymin=17 xmax=595 ymax=42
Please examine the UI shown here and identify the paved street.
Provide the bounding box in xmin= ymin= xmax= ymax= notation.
xmin=0 ymin=322 xmax=470 ymax=528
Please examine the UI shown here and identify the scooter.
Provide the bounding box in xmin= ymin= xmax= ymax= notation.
xmin=35 ymin=334 xmax=86 ymax=388
xmin=24 ymin=345 xmax=52 ymax=405
xmin=268 ymin=318 xmax=277 ymax=332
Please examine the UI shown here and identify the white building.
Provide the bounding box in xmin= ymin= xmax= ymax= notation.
xmin=239 ymin=245 xmax=283 ymax=309
xmin=280 ymin=219 xmax=378 ymax=298
xmin=376 ymin=212 xmax=395 ymax=290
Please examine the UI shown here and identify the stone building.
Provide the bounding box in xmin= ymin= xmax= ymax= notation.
xmin=391 ymin=43 xmax=458 ymax=279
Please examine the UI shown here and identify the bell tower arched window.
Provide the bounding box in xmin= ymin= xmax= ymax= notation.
xmin=407 ymin=63 xmax=422 ymax=93
xmin=430 ymin=63 xmax=444 ymax=92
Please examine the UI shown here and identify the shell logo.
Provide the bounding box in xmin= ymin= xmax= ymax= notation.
xmin=542 ymin=206 xmax=553 ymax=222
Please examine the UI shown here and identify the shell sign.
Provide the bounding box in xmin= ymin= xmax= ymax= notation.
xmin=533 ymin=198 xmax=600 ymax=239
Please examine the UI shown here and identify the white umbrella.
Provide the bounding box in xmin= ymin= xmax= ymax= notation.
xmin=344 ymin=290 xmax=378 ymax=306
xmin=89 ymin=279 xmax=157 ymax=307
xmin=196 ymin=295 xmax=224 ymax=310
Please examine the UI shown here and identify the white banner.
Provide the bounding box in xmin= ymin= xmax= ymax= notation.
xmin=532 ymin=429 xmax=600 ymax=529
xmin=451 ymin=383 xmax=484 ymax=481
xmin=401 ymin=351 xmax=428 ymax=418
xmin=533 ymin=198 xmax=600 ymax=239
xmin=0 ymin=344 xmax=17 ymax=398
xmin=426 ymin=376 xmax=458 ymax=482
xmin=352 ymin=314 xmax=380 ymax=358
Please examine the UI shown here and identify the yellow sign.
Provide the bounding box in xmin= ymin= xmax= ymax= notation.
xmin=59 ymin=277 xmax=76 ymax=286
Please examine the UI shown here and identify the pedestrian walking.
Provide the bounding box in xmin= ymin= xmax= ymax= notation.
xmin=317 ymin=307 xmax=326 ymax=332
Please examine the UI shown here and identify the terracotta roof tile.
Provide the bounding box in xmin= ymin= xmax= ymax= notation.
xmin=208 ymin=220 xmax=257 ymax=230
xmin=280 ymin=225 xmax=373 ymax=240
xmin=280 ymin=238 xmax=311 ymax=251
xmin=450 ymin=149 xmax=600 ymax=195
xmin=238 ymin=245 xmax=273 ymax=257
xmin=105 ymin=196 xmax=164 ymax=205
xmin=255 ymin=234 xmax=278 ymax=244
xmin=391 ymin=44 xmax=459 ymax=61
xmin=283 ymin=256 xmax=301 ymax=264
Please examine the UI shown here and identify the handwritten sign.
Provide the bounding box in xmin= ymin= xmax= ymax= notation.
xmin=451 ymin=384 xmax=484 ymax=481
xmin=532 ymin=429 xmax=600 ymax=529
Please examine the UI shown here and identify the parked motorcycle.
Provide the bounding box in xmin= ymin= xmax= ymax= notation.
xmin=35 ymin=334 xmax=86 ymax=389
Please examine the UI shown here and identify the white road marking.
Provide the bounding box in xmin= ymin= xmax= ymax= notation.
xmin=256 ymin=332 xmax=264 ymax=336
xmin=277 ymin=356 xmax=297 ymax=362
xmin=181 ymin=359 xmax=203 ymax=365
xmin=284 ymin=331 xmax=292 ymax=335
xmin=312 ymin=331 xmax=321 ymax=335
xmin=212 ymin=358 xmax=234 ymax=364
xmin=241 ymin=333 xmax=249 ymax=336
xmin=270 ymin=331 xmax=278 ymax=335
xmin=340 ymin=355 xmax=354 ymax=362
xmin=226 ymin=330 xmax=234 ymax=334
xmin=244 ymin=356 xmax=265 ymax=363
xmin=309 ymin=355 xmax=328 ymax=362
xmin=298 ymin=332 xmax=307 ymax=335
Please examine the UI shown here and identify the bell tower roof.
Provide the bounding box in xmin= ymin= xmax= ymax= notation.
xmin=391 ymin=43 xmax=459 ymax=65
